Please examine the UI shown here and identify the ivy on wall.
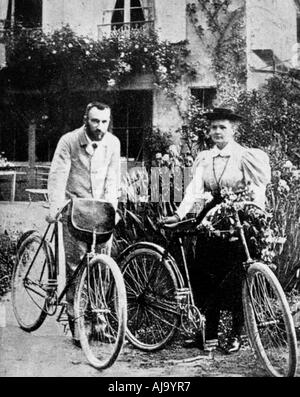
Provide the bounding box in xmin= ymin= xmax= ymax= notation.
xmin=2 ymin=25 xmax=196 ymax=94
xmin=187 ymin=0 xmax=247 ymax=105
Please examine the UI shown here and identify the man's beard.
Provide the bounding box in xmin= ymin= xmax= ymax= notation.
xmin=85 ymin=123 xmax=104 ymax=141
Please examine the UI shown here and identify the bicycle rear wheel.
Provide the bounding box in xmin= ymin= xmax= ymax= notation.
xmin=74 ymin=255 xmax=127 ymax=370
xmin=120 ymin=247 xmax=181 ymax=351
xmin=243 ymin=262 xmax=298 ymax=377
xmin=11 ymin=233 xmax=54 ymax=332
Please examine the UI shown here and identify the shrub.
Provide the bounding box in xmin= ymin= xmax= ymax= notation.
xmin=0 ymin=233 xmax=18 ymax=297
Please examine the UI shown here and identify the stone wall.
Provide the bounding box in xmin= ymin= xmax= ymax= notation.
xmin=43 ymin=0 xmax=109 ymax=38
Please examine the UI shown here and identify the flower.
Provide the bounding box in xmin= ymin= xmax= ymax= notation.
xmin=158 ymin=65 xmax=167 ymax=74
xmin=283 ymin=160 xmax=293 ymax=170
xmin=107 ymin=78 xmax=116 ymax=87
xmin=272 ymin=170 xmax=281 ymax=178
xmin=292 ymin=170 xmax=300 ymax=180
xmin=119 ymin=62 xmax=131 ymax=72
xmin=68 ymin=43 xmax=73 ymax=48
xmin=52 ymin=50 xmax=57 ymax=54
xmin=278 ymin=179 xmax=290 ymax=192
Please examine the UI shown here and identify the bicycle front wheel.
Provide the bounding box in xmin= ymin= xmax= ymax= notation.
xmin=243 ymin=262 xmax=298 ymax=377
xmin=120 ymin=247 xmax=181 ymax=351
xmin=11 ymin=233 xmax=54 ymax=332
xmin=74 ymin=255 xmax=127 ymax=370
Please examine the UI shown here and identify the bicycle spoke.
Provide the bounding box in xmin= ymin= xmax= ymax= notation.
xmin=122 ymin=248 xmax=180 ymax=350
xmin=75 ymin=257 xmax=126 ymax=369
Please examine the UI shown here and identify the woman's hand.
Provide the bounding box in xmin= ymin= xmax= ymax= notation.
xmin=161 ymin=214 xmax=180 ymax=225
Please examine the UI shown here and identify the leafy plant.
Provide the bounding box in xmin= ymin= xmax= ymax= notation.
xmin=178 ymin=97 xmax=212 ymax=157
xmin=143 ymin=127 xmax=173 ymax=163
xmin=3 ymin=25 xmax=195 ymax=94
xmin=0 ymin=233 xmax=18 ymax=297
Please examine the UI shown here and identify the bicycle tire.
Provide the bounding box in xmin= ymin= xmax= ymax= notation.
xmin=242 ymin=262 xmax=298 ymax=377
xmin=74 ymin=254 xmax=127 ymax=370
xmin=11 ymin=233 xmax=54 ymax=332
xmin=120 ymin=247 xmax=181 ymax=351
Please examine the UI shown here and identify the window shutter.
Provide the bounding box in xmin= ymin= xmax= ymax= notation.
xmin=155 ymin=0 xmax=186 ymax=42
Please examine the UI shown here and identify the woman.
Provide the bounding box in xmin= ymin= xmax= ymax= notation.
xmin=163 ymin=107 xmax=271 ymax=354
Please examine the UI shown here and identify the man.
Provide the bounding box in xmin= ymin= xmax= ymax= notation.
xmin=47 ymin=102 xmax=121 ymax=345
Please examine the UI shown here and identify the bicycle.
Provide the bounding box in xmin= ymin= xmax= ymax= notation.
xmin=11 ymin=199 xmax=127 ymax=370
xmin=118 ymin=194 xmax=298 ymax=377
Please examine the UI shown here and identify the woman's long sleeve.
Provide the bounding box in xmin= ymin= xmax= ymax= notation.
xmin=241 ymin=148 xmax=271 ymax=208
xmin=176 ymin=152 xmax=206 ymax=220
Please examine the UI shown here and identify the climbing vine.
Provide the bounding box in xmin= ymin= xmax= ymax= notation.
xmin=187 ymin=0 xmax=247 ymax=105
xmin=3 ymin=25 xmax=196 ymax=94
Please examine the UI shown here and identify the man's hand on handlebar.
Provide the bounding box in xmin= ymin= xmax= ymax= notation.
xmin=46 ymin=200 xmax=71 ymax=224
xmin=160 ymin=214 xmax=181 ymax=225
xmin=46 ymin=212 xmax=61 ymax=224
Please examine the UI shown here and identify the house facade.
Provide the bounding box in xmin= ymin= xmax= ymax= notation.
xmin=0 ymin=0 xmax=299 ymax=163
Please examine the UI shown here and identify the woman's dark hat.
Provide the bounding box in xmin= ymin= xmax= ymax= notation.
xmin=203 ymin=107 xmax=244 ymax=121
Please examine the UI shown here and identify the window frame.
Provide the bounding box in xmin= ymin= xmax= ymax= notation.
xmin=190 ymin=87 xmax=217 ymax=109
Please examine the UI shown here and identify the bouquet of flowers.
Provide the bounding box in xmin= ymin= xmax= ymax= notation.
xmin=197 ymin=186 xmax=285 ymax=264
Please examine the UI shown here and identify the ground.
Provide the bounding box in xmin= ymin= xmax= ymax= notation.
xmin=0 ymin=292 xmax=299 ymax=378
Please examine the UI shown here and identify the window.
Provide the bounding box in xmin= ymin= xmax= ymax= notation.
xmin=99 ymin=0 xmax=154 ymax=38
xmin=111 ymin=0 xmax=146 ymax=30
xmin=190 ymin=88 xmax=217 ymax=108
xmin=15 ymin=0 xmax=42 ymax=28
xmin=1 ymin=0 xmax=42 ymax=29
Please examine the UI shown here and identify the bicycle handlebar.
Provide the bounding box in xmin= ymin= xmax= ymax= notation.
xmin=161 ymin=217 xmax=197 ymax=231
xmin=159 ymin=200 xmax=267 ymax=233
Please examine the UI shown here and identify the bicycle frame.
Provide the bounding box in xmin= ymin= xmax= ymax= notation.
xmin=21 ymin=221 xmax=88 ymax=317
xmin=159 ymin=202 xmax=265 ymax=313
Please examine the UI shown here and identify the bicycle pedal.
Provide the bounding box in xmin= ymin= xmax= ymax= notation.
xmin=58 ymin=313 xmax=69 ymax=322
xmin=62 ymin=322 xmax=70 ymax=335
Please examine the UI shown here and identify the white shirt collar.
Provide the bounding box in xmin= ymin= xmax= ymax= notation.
xmin=85 ymin=132 xmax=92 ymax=144
xmin=211 ymin=140 xmax=235 ymax=157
